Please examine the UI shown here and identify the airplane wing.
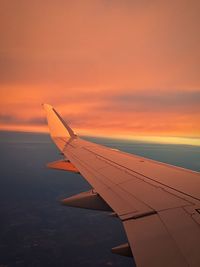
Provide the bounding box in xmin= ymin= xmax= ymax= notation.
xmin=43 ymin=104 xmax=200 ymax=267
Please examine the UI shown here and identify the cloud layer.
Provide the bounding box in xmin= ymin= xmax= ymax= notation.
xmin=0 ymin=0 xmax=200 ymax=140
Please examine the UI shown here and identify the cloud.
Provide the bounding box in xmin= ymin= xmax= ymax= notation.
xmin=0 ymin=0 xmax=200 ymax=138
xmin=0 ymin=114 xmax=46 ymax=126
xmin=0 ymin=114 xmax=17 ymax=124
xmin=105 ymin=90 xmax=200 ymax=113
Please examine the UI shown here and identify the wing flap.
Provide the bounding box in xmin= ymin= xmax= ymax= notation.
xmin=124 ymin=207 xmax=200 ymax=267
xmin=124 ymin=213 xmax=187 ymax=267
xmin=159 ymin=208 xmax=200 ymax=266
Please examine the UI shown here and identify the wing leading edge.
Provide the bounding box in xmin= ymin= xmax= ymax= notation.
xmin=43 ymin=104 xmax=200 ymax=267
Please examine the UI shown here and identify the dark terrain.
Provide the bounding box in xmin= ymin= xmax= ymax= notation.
xmin=0 ymin=131 xmax=199 ymax=267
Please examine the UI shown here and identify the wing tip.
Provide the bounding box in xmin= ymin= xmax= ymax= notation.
xmin=42 ymin=103 xmax=53 ymax=111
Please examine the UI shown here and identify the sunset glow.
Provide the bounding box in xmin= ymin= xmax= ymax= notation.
xmin=0 ymin=1 xmax=200 ymax=145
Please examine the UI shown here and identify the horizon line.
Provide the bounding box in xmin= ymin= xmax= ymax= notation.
xmin=1 ymin=128 xmax=200 ymax=147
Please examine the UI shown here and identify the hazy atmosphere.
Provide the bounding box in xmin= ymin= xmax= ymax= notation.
xmin=0 ymin=0 xmax=200 ymax=143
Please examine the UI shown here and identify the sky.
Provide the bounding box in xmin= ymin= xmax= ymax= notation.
xmin=0 ymin=0 xmax=200 ymax=144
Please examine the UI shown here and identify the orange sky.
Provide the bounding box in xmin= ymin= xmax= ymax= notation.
xmin=0 ymin=0 xmax=200 ymax=143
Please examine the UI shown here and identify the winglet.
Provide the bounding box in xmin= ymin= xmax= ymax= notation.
xmin=43 ymin=104 xmax=76 ymax=138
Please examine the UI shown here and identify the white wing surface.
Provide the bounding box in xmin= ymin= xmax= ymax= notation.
xmin=43 ymin=104 xmax=200 ymax=267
